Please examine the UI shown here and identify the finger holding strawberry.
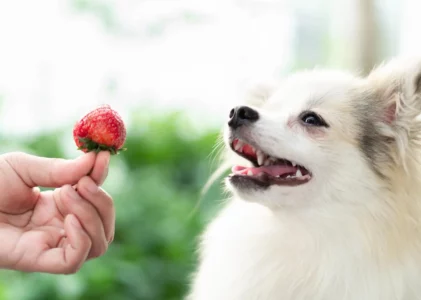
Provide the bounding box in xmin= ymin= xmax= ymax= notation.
xmin=0 ymin=104 xmax=126 ymax=275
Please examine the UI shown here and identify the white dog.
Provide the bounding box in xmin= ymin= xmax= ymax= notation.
xmin=186 ymin=58 xmax=421 ymax=300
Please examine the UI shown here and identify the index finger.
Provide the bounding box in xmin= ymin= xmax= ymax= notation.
xmin=3 ymin=152 xmax=96 ymax=188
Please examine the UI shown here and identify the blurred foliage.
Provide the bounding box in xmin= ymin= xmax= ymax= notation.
xmin=71 ymin=0 xmax=117 ymax=31
xmin=0 ymin=112 xmax=225 ymax=300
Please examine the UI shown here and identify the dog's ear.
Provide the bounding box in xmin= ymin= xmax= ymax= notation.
xmin=362 ymin=58 xmax=421 ymax=174
xmin=366 ymin=57 xmax=421 ymax=127
xmin=240 ymin=80 xmax=278 ymax=108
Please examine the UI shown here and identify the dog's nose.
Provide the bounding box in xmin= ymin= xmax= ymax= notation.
xmin=228 ymin=106 xmax=259 ymax=129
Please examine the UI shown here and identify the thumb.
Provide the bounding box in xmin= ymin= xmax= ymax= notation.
xmin=3 ymin=151 xmax=96 ymax=188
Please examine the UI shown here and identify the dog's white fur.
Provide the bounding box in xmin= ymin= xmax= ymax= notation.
xmin=187 ymin=57 xmax=421 ymax=300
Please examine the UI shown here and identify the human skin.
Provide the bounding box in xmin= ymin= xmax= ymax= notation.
xmin=0 ymin=151 xmax=115 ymax=274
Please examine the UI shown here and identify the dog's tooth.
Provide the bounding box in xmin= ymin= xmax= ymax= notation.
xmin=264 ymin=159 xmax=271 ymax=166
xmin=296 ymin=169 xmax=303 ymax=177
xmin=256 ymin=150 xmax=265 ymax=166
xmin=247 ymin=170 xmax=253 ymax=176
xmin=292 ymin=161 xmax=296 ymax=167
xmin=286 ymin=175 xmax=291 ymax=178
xmin=234 ymin=140 xmax=245 ymax=151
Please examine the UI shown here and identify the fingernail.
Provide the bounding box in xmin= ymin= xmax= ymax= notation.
xmin=100 ymin=154 xmax=110 ymax=184
xmin=104 ymin=153 xmax=110 ymax=166
xmin=100 ymin=166 xmax=109 ymax=185
xmin=86 ymin=179 xmax=99 ymax=194
xmin=31 ymin=187 xmax=41 ymax=200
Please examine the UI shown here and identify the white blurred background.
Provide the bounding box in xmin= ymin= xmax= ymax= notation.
xmin=0 ymin=0 xmax=419 ymax=136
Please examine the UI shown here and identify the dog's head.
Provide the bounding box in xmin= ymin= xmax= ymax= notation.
xmin=224 ymin=58 xmax=421 ymax=209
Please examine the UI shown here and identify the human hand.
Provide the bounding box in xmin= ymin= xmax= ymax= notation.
xmin=0 ymin=151 xmax=115 ymax=274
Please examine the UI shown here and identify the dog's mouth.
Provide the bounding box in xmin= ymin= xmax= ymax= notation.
xmin=229 ymin=138 xmax=312 ymax=187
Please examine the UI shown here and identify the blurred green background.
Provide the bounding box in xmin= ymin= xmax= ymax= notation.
xmin=0 ymin=0 xmax=418 ymax=299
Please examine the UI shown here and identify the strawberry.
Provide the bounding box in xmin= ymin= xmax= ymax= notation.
xmin=73 ymin=104 xmax=127 ymax=155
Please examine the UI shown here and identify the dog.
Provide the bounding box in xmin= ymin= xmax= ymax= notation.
xmin=186 ymin=57 xmax=421 ymax=300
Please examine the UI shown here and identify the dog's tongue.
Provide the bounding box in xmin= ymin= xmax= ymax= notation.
xmin=232 ymin=165 xmax=297 ymax=177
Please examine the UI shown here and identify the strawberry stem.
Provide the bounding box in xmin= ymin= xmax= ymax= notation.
xmin=77 ymin=137 xmax=126 ymax=155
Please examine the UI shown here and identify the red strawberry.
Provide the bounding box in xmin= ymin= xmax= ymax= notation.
xmin=73 ymin=104 xmax=127 ymax=155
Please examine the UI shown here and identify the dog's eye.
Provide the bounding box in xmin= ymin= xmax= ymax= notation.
xmin=299 ymin=111 xmax=328 ymax=127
